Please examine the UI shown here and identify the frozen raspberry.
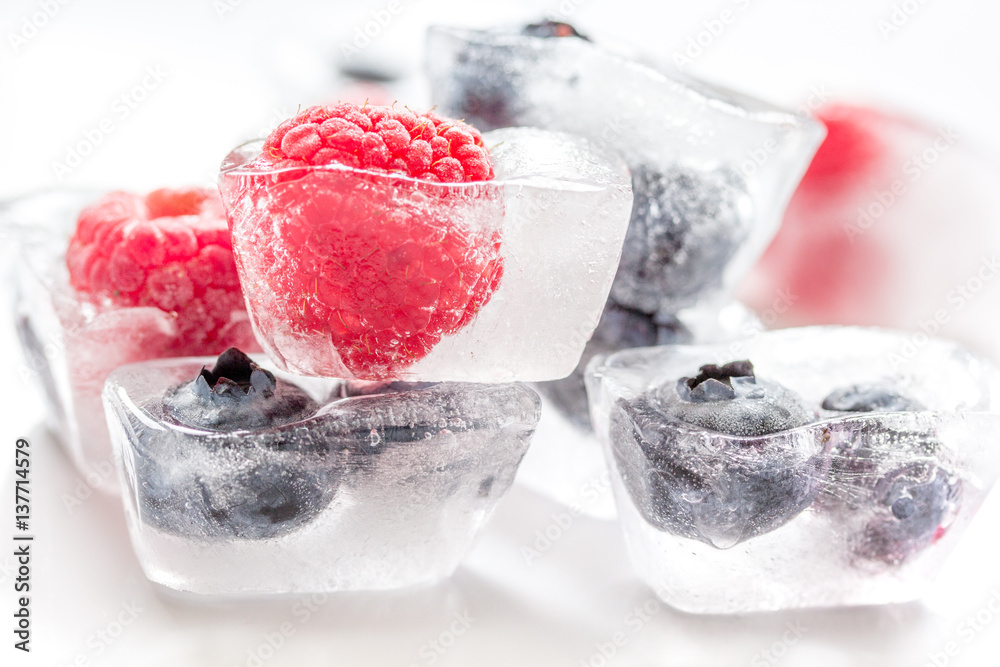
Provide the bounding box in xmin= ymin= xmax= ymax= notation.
xmin=799 ymin=105 xmax=885 ymax=198
xmin=66 ymin=188 xmax=256 ymax=355
xmin=255 ymin=181 xmax=504 ymax=378
xmin=259 ymin=103 xmax=495 ymax=182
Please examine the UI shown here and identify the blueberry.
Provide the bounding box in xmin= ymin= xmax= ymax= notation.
xmin=610 ymin=165 xmax=753 ymax=314
xmin=131 ymin=425 xmax=341 ymax=541
xmin=133 ymin=348 xmax=334 ymax=541
xmin=657 ymin=361 xmax=813 ymax=437
xmin=822 ymin=384 xmax=925 ymax=412
xmin=164 ymin=347 xmax=318 ymax=431
xmin=536 ymin=302 xmax=690 ymax=429
xmin=317 ymin=382 xmax=541 ymax=457
xmin=821 ymin=383 xmax=961 ymax=565
xmin=855 ymin=464 xmax=961 ymax=565
xmin=438 ymin=22 xmax=587 ymax=132
xmin=610 ymin=361 xmax=825 ymax=548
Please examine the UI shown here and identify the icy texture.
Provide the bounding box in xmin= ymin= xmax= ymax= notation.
xmin=587 ymin=326 xmax=1000 ymax=612
xmin=6 ymin=192 xmax=256 ymax=493
xmin=427 ymin=25 xmax=824 ymax=315
xmin=220 ymin=127 xmax=632 ymax=381
xmin=522 ymin=303 xmax=760 ymax=520
xmin=104 ymin=355 xmax=540 ymax=595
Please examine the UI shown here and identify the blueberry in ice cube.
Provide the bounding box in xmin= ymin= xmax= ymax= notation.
xmin=855 ymin=463 xmax=961 ymax=565
xmin=822 ymin=384 xmax=925 ymax=413
xmin=610 ymin=165 xmax=753 ymax=314
xmin=537 ymin=302 xmax=690 ymax=429
xmin=611 ymin=360 xmax=825 ymax=548
xmin=659 ymin=360 xmax=813 ymax=437
xmin=442 ymin=21 xmax=588 ymax=132
xmin=318 ymin=382 xmax=541 ymax=459
xmin=134 ymin=349 xmax=336 ymax=541
xmin=164 ymin=347 xmax=318 ymax=431
xmin=821 ymin=382 xmax=961 ymax=564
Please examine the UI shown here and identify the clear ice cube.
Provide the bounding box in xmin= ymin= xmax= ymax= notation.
xmin=522 ymin=302 xmax=760 ymax=520
xmin=103 ymin=353 xmax=541 ymax=595
xmin=426 ymin=25 xmax=824 ymax=315
xmin=586 ymin=326 xmax=1000 ymax=613
xmin=219 ymin=126 xmax=633 ymax=382
xmin=6 ymin=191 xmax=256 ymax=492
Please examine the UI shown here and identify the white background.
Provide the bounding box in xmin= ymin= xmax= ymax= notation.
xmin=3 ymin=0 xmax=1000 ymax=665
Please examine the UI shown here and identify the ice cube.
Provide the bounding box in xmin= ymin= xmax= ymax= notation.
xmin=426 ymin=24 xmax=824 ymax=315
xmin=587 ymin=326 xmax=1000 ymax=613
xmin=6 ymin=190 xmax=257 ymax=493
xmin=521 ymin=302 xmax=759 ymax=520
xmin=103 ymin=350 xmax=541 ymax=595
xmin=219 ymin=126 xmax=633 ymax=382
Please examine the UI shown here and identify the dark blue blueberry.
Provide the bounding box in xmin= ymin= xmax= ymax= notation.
xmin=434 ymin=22 xmax=587 ymax=132
xmin=134 ymin=348 xmax=333 ymax=541
xmin=822 ymin=384 xmax=925 ymax=413
xmin=610 ymin=165 xmax=753 ymax=313
xmin=820 ymin=384 xmax=961 ymax=565
xmin=611 ymin=361 xmax=824 ymax=548
xmin=855 ymin=463 xmax=960 ymax=565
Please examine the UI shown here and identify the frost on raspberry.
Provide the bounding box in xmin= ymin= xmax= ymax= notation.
xmin=227 ymin=103 xmax=506 ymax=379
xmin=66 ymin=187 xmax=257 ymax=355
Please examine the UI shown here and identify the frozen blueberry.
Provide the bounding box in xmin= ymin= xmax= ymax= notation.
xmin=318 ymin=382 xmax=541 ymax=458
xmin=164 ymin=347 xmax=318 ymax=431
xmin=855 ymin=463 xmax=961 ymax=565
xmin=610 ymin=165 xmax=753 ymax=314
xmin=536 ymin=302 xmax=691 ymax=429
xmin=134 ymin=349 xmax=335 ymax=541
xmin=822 ymin=384 xmax=925 ymax=413
xmin=821 ymin=383 xmax=961 ymax=565
xmin=440 ymin=21 xmax=588 ymax=132
xmin=657 ymin=361 xmax=813 ymax=437
xmin=611 ymin=361 xmax=825 ymax=548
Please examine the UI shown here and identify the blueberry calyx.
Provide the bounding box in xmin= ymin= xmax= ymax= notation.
xmin=678 ymin=360 xmax=756 ymax=403
xmin=193 ymin=347 xmax=276 ymax=400
xmin=165 ymin=347 xmax=318 ymax=431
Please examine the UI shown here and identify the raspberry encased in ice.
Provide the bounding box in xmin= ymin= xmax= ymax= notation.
xmin=258 ymin=103 xmax=495 ymax=182
xmin=223 ymin=104 xmax=505 ymax=380
xmin=66 ymin=187 xmax=254 ymax=354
